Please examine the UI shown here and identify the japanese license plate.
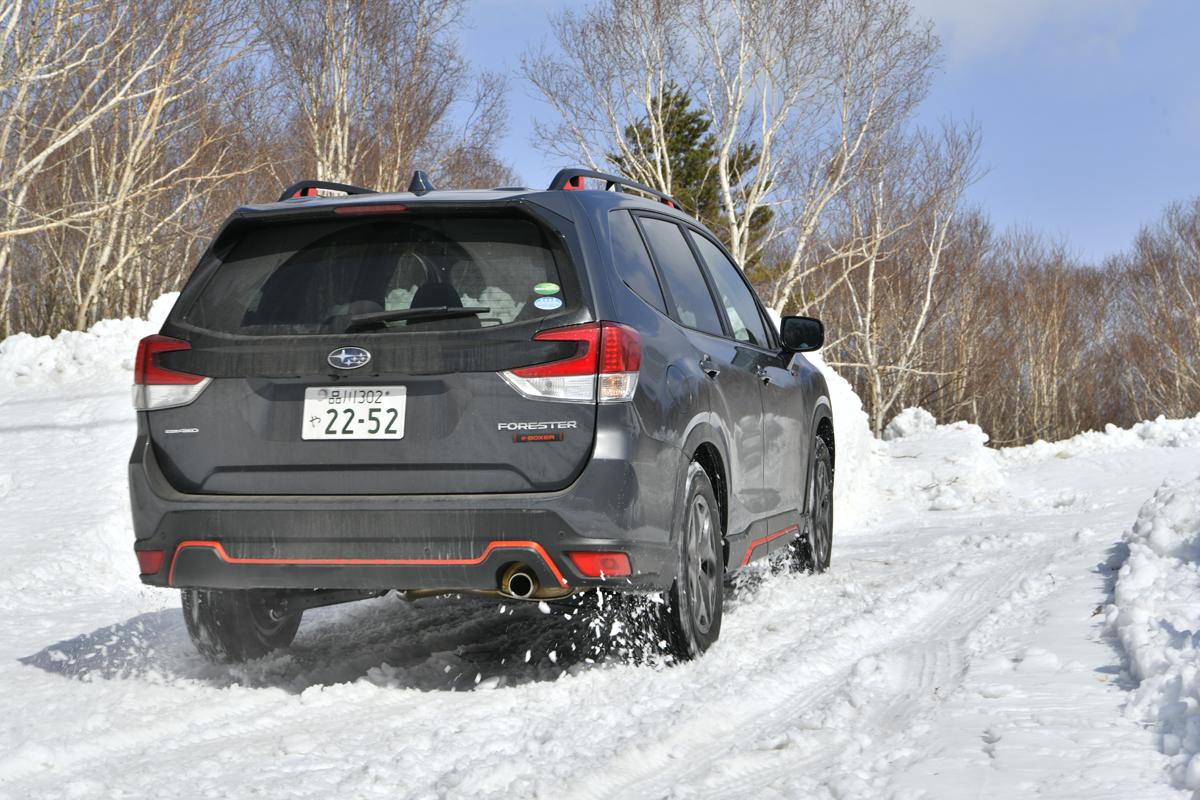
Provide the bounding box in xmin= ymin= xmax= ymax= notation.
xmin=301 ymin=386 xmax=406 ymax=440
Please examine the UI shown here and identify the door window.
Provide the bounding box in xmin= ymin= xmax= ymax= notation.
xmin=688 ymin=232 xmax=770 ymax=347
xmin=638 ymin=217 xmax=724 ymax=336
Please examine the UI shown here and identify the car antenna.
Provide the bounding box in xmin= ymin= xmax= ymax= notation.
xmin=408 ymin=170 xmax=435 ymax=196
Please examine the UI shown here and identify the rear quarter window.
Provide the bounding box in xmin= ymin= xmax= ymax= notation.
xmin=609 ymin=210 xmax=667 ymax=314
xmin=183 ymin=215 xmax=570 ymax=335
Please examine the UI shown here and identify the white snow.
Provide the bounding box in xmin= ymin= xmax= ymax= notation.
xmin=1107 ymin=476 xmax=1200 ymax=790
xmin=0 ymin=299 xmax=1198 ymax=798
xmin=877 ymin=411 xmax=1005 ymax=512
xmin=1003 ymin=414 xmax=1200 ymax=464
xmin=803 ymin=350 xmax=889 ymax=530
xmin=883 ymin=406 xmax=938 ymax=440
xmin=0 ymin=293 xmax=176 ymax=384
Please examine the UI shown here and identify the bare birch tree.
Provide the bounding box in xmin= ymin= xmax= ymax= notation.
xmin=0 ymin=1 xmax=213 ymax=334
xmin=1 ymin=0 xmax=517 ymax=337
xmin=256 ymin=0 xmax=512 ymax=191
xmin=524 ymin=0 xmax=937 ymax=278
xmin=819 ymin=122 xmax=980 ymax=434
xmin=523 ymin=0 xmax=689 ymax=192
xmin=1118 ymin=199 xmax=1200 ymax=420
xmin=58 ymin=1 xmax=256 ymax=330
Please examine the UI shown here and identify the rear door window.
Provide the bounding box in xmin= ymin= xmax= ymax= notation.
xmin=609 ymin=210 xmax=667 ymax=314
xmin=637 ymin=216 xmax=724 ymax=336
xmin=183 ymin=215 xmax=568 ymax=335
xmin=688 ymin=231 xmax=770 ymax=347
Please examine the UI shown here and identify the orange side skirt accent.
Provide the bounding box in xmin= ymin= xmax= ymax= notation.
xmin=740 ymin=524 xmax=800 ymax=566
xmin=168 ymin=539 xmax=570 ymax=588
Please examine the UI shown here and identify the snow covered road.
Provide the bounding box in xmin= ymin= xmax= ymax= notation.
xmin=1 ymin=312 xmax=1199 ymax=798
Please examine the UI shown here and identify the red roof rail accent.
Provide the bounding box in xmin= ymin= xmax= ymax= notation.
xmin=547 ymin=168 xmax=680 ymax=208
xmin=278 ymin=179 xmax=378 ymax=202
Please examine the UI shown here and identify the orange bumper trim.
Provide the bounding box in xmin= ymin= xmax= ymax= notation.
xmin=168 ymin=539 xmax=570 ymax=589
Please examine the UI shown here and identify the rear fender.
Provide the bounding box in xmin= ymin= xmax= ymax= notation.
xmin=675 ymin=419 xmax=731 ymax=541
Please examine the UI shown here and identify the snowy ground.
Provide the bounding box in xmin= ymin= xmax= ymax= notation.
xmin=1 ymin=308 xmax=1199 ymax=799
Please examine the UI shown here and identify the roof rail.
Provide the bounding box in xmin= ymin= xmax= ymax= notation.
xmin=547 ymin=168 xmax=679 ymax=208
xmin=278 ymin=180 xmax=377 ymax=202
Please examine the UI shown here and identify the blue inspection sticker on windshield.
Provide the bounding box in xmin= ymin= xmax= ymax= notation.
xmin=533 ymin=296 xmax=564 ymax=310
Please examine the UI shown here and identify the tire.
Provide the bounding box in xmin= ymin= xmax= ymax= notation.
xmin=662 ymin=463 xmax=724 ymax=660
xmin=182 ymin=588 xmax=302 ymax=663
xmin=794 ymin=438 xmax=834 ymax=573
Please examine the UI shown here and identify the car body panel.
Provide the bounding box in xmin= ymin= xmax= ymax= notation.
xmin=130 ymin=181 xmax=832 ymax=594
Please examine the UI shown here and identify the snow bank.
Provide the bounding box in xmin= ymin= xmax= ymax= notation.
xmin=1004 ymin=414 xmax=1200 ymax=464
xmin=879 ymin=407 xmax=1004 ymax=511
xmin=803 ymin=351 xmax=888 ymax=530
xmin=0 ymin=294 xmax=176 ymax=385
xmin=1107 ymin=476 xmax=1200 ymax=789
xmin=882 ymin=407 xmax=937 ymax=440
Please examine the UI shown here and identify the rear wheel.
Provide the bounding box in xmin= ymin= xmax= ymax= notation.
xmin=794 ymin=438 xmax=834 ymax=573
xmin=663 ymin=464 xmax=724 ymax=660
xmin=182 ymin=588 xmax=302 ymax=663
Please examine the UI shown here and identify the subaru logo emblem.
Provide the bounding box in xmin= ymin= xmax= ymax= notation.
xmin=327 ymin=346 xmax=371 ymax=370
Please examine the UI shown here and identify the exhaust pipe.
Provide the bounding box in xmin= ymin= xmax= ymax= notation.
xmin=500 ymin=563 xmax=539 ymax=599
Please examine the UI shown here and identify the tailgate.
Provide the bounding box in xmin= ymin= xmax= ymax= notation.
xmin=146 ymin=208 xmax=597 ymax=495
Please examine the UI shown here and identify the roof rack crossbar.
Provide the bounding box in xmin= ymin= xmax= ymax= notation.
xmin=278 ymin=179 xmax=378 ymax=202
xmin=548 ymin=168 xmax=679 ymax=208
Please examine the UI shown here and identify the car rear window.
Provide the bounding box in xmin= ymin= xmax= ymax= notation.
xmin=183 ymin=215 xmax=570 ymax=335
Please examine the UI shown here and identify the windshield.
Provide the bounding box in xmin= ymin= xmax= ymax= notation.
xmin=183 ymin=214 xmax=569 ymax=335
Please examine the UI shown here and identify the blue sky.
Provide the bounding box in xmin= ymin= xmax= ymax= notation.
xmin=459 ymin=0 xmax=1200 ymax=263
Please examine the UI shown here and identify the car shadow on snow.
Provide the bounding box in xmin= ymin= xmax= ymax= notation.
xmin=17 ymin=591 xmax=638 ymax=692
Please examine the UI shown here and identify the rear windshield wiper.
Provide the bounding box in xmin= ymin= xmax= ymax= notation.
xmin=345 ymin=306 xmax=490 ymax=333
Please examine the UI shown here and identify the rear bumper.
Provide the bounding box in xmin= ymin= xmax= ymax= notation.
xmin=165 ymin=538 xmax=576 ymax=595
xmin=129 ymin=435 xmax=681 ymax=593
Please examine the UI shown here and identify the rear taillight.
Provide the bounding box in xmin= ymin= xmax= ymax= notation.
xmin=132 ymin=335 xmax=210 ymax=410
xmin=500 ymin=322 xmax=640 ymax=403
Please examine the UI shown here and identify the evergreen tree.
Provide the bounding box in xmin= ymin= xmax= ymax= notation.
xmin=611 ymin=86 xmax=771 ymax=267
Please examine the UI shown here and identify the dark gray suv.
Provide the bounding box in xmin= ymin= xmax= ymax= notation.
xmin=128 ymin=169 xmax=834 ymax=662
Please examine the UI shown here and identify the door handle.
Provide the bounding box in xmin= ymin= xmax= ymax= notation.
xmin=699 ymin=354 xmax=720 ymax=378
xmin=756 ymin=366 xmax=772 ymax=385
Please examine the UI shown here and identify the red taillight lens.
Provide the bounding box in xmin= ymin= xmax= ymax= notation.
xmin=501 ymin=322 xmax=641 ymax=403
xmin=599 ymin=323 xmax=641 ymax=373
xmin=132 ymin=335 xmax=209 ymax=410
xmin=511 ymin=323 xmax=600 ymax=379
xmin=136 ymin=549 xmax=165 ymax=575
xmin=134 ymin=335 xmax=202 ymax=386
xmin=567 ymin=551 xmax=632 ymax=578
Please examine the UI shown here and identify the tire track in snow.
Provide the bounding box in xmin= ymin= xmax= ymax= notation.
xmin=571 ymin=528 xmax=1063 ymax=800
xmin=2 ymin=599 xmax=551 ymax=796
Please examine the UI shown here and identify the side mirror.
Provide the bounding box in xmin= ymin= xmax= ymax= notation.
xmin=780 ymin=316 xmax=824 ymax=352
